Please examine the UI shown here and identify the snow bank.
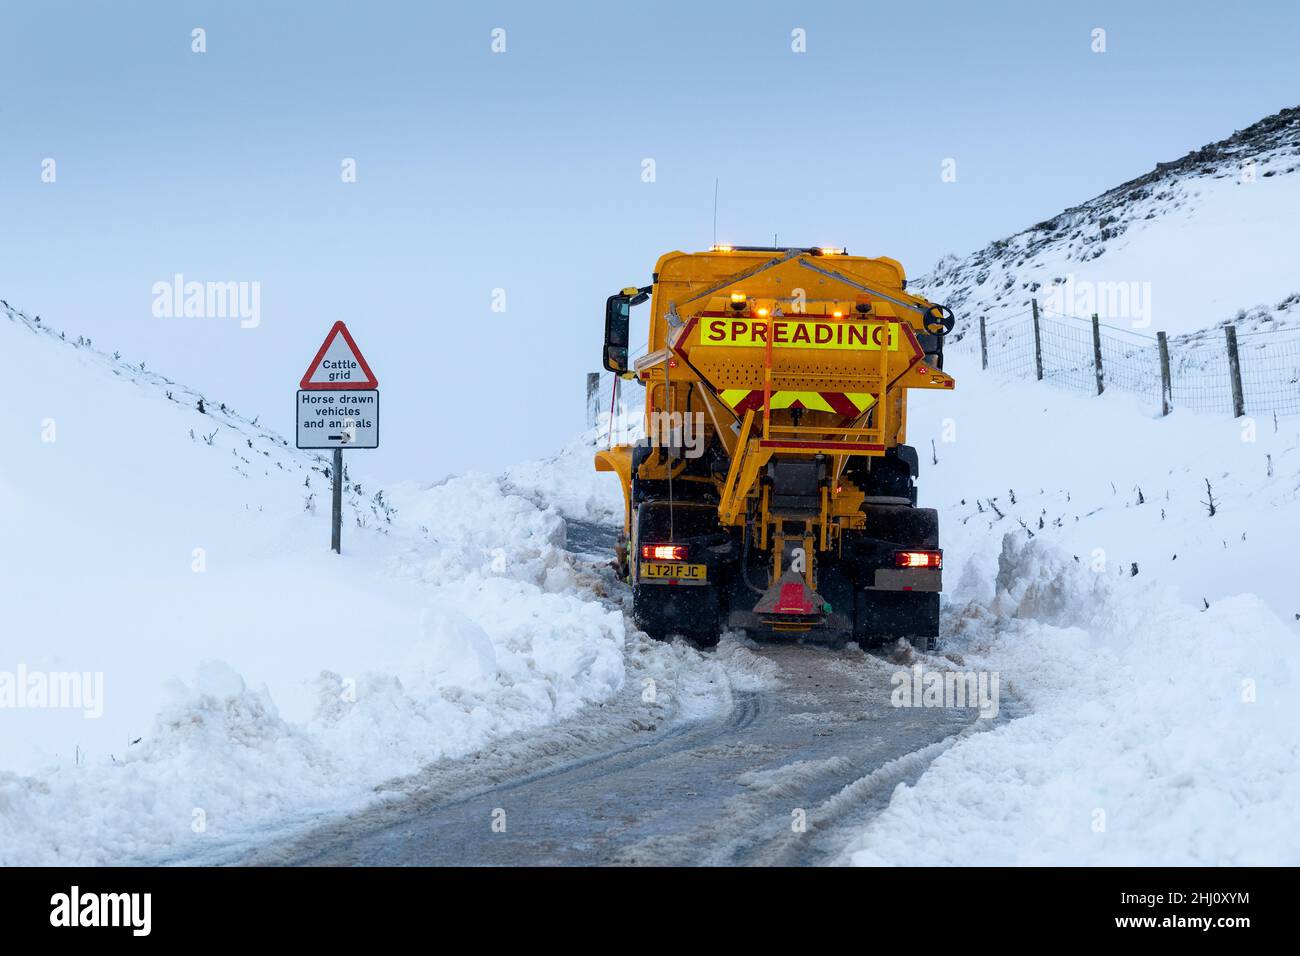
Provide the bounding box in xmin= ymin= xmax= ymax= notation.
xmin=0 ymin=304 xmax=658 ymax=865
xmin=841 ymin=352 xmax=1300 ymax=865
xmin=0 ymin=464 xmax=633 ymax=865
xmin=843 ymin=535 xmax=1300 ymax=865
xmin=503 ymin=386 xmax=644 ymax=525
xmin=912 ymin=354 xmax=1300 ymax=635
xmin=503 ymin=430 xmax=623 ymax=526
xmin=0 ymin=299 xmax=775 ymax=865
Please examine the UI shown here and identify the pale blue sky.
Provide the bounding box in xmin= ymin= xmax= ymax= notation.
xmin=2 ymin=0 xmax=1296 ymax=479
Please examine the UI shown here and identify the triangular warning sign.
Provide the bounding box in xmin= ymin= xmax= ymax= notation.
xmin=300 ymin=321 xmax=378 ymax=390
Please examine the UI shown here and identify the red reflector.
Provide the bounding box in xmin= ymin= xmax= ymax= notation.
xmin=642 ymin=544 xmax=688 ymax=561
xmin=774 ymin=582 xmax=814 ymax=615
xmin=916 ymin=365 xmax=929 ymax=375
xmin=895 ymin=550 xmax=942 ymax=569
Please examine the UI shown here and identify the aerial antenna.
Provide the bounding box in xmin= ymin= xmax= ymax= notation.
xmin=712 ymin=178 xmax=719 ymax=246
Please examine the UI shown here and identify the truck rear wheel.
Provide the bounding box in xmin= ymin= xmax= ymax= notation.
xmin=630 ymin=497 xmax=726 ymax=647
xmin=633 ymin=582 xmax=722 ymax=647
xmin=854 ymin=590 xmax=940 ymax=650
xmin=851 ymin=503 xmax=940 ymax=650
xmin=861 ymin=504 xmax=939 ymax=550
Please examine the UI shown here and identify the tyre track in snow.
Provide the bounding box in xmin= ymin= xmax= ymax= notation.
xmin=236 ymin=520 xmax=1009 ymax=866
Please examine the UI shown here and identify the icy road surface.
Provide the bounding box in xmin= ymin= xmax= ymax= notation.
xmin=242 ymin=646 xmax=988 ymax=866
xmin=237 ymin=522 xmax=1001 ymax=867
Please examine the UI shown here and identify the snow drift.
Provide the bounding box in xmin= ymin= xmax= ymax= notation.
xmin=0 ymin=302 xmax=737 ymax=865
xmin=843 ymin=536 xmax=1300 ymax=865
xmin=839 ymin=357 xmax=1300 ymax=865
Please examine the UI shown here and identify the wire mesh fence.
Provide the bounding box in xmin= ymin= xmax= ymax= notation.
xmin=953 ymin=302 xmax=1300 ymax=419
xmin=1039 ymin=316 xmax=1098 ymax=394
xmin=1167 ymin=341 xmax=1232 ymax=415
xmin=1235 ymin=330 xmax=1300 ymax=417
xmin=591 ymin=342 xmax=648 ymax=446
xmin=1097 ymin=325 xmax=1164 ymax=407
xmin=981 ymin=315 xmax=1036 ymax=380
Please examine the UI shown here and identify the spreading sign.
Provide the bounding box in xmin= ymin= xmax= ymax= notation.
xmin=699 ymin=317 xmax=900 ymax=351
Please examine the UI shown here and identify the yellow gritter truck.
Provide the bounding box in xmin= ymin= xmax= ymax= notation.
xmin=595 ymin=245 xmax=957 ymax=648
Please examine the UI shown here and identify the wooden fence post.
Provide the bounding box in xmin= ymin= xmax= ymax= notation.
xmin=1225 ymin=325 xmax=1245 ymax=418
xmin=1091 ymin=313 xmax=1105 ymax=395
xmin=979 ymin=316 xmax=988 ymax=370
xmin=1157 ymin=331 xmax=1172 ymax=417
xmin=1031 ymin=298 xmax=1044 ymax=381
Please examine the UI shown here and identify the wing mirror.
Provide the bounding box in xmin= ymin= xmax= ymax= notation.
xmin=603 ymin=287 xmax=650 ymax=373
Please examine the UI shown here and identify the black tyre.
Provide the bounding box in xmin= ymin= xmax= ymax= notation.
xmin=630 ymin=497 xmax=726 ymax=647
xmin=860 ymin=504 xmax=939 ymax=549
xmin=854 ymin=590 xmax=940 ymax=647
xmin=633 ymin=582 xmax=722 ymax=646
xmin=689 ymin=629 xmax=720 ymax=648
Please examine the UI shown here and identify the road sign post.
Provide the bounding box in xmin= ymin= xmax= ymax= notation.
xmin=331 ymin=448 xmax=343 ymax=553
xmin=297 ymin=321 xmax=379 ymax=554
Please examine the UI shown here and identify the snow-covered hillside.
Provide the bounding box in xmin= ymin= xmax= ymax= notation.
xmin=0 ymin=302 xmax=756 ymax=865
xmin=920 ymin=106 xmax=1300 ymax=341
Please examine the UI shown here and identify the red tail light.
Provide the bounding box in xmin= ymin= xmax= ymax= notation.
xmin=642 ymin=544 xmax=688 ymax=561
xmin=895 ymin=550 xmax=942 ymax=569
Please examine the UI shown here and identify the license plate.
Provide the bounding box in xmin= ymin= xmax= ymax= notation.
xmin=640 ymin=562 xmax=707 ymax=582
